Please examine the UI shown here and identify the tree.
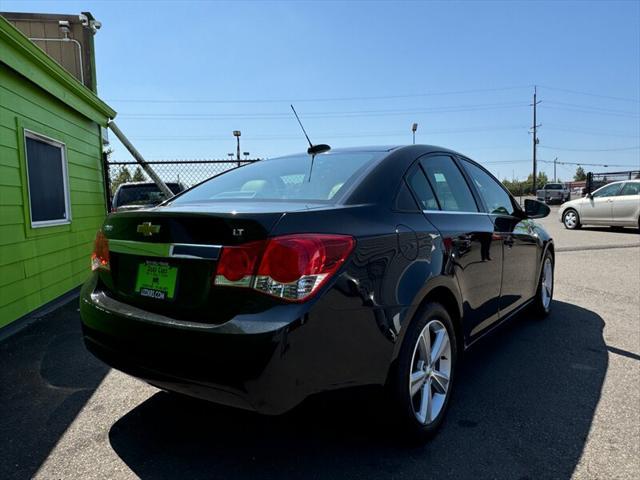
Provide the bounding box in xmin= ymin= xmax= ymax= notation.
xmin=574 ymin=166 xmax=586 ymax=181
xmin=518 ymin=172 xmax=549 ymax=195
xmin=502 ymin=178 xmax=524 ymax=196
xmin=110 ymin=166 xmax=132 ymax=194
xmin=132 ymin=166 xmax=146 ymax=182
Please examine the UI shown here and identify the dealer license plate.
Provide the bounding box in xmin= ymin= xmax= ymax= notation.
xmin=134 ymin=262 xmax=178 ymax=300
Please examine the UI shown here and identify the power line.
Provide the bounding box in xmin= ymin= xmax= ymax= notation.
xmin=538 ymin=159 xmax=638 ymax=168
xmin=544 ymin=100 xmax=640 ymax=115
xmin=106 ymin=85 xmax=532 ymax=104
xmin=129 ymin=125 xmax=530 ymax=141
xmin=543 ymin=105 xmax=640 ymax=118
xmin=106 ymin=85 xmax=640 ymax=105
xmin=117 ymin=102 xmax=530 ymax=120
xmin=538 ymin=84 xmax=640 ymax=103
xmin=542 ymin=123 xmax=640 ymax=138
xmin=539 ymin=145 xmax=640 ymax=152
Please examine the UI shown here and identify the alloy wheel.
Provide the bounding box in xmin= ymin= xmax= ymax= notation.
xmin=409 ymin=320 xmax=452 ymax=425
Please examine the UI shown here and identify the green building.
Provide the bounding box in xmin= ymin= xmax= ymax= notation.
xmin=0 ymin=15 xmax=115 ymax=329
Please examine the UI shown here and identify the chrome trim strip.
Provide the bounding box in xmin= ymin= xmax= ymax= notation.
xmin=108 ymin=239 xmax=170 ymax=257
xmin=169 ymin=243 xmax=221 ymax=260
xmin=108 ymin=239 xmax=221 ymax=260
xmin=422 ymin=209 xmax=487 ymax=216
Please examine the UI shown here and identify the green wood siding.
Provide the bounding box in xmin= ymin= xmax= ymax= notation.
xmin=0 ymin=64 xmax=107 ymax=327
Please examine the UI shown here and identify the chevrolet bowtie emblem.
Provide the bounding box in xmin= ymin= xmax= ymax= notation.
xmin=136 ymin=222 xmax=160 ymax=236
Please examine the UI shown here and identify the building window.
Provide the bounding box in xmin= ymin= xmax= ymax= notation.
xmin=24 ymin=130 xmax=71 ymax=227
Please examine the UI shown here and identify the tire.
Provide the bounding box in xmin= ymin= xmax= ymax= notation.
xmin=388 ymin=303 xmax=458 ymax=442
xmin=562 ymin=208 xmax=581 ymax=230
xmin=532 ymin=250 xmax=554 ymax=317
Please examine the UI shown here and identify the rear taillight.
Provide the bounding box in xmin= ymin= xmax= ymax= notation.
xmin=91 ymin=230 xmax=110 ymax=271
xmin=214 ymin=240 xmax=264 ymax=287
xmin=214 ymin=234 xmax=354 ymax=302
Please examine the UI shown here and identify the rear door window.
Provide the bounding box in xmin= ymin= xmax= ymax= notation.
xmin=461 ymin=159 xmax=516 ymax=216
xmin=419 ymin=155 xmax=478 ymax=212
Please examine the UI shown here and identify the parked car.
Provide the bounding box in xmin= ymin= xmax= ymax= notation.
xmin=81 ymin=146 xmax=554 ymax=440
xmin=111 ymin=181 xmax=185 ymax=212
xmin=536 ymin=182 xmax=571 ymax=204
xmin=559 ymin=180 xmax=640 ymax=230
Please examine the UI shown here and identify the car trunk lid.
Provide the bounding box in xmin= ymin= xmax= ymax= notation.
xmin=97 ymin=202 xmax=327 ymax=323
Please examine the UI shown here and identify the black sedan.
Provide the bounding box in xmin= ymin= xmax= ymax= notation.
xmin=80 ymin=145 xmax=554 ymax=440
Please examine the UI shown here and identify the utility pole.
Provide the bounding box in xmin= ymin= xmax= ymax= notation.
xmin=553 ymin=157 xmax=558 ymax=182
xmin=531 ymin=86 xmax=541 ymax=193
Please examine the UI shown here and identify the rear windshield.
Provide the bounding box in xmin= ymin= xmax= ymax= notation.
xmin=544 ymin=184 xmax=563 ymax=190
xmin=115 ymin=183 xmax=183 ymax=207
xmin=171 ymin=152 xmax=378 ymax=204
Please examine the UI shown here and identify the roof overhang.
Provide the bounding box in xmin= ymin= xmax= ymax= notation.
xmin=0 ymin=16 xmax=116 ymax=126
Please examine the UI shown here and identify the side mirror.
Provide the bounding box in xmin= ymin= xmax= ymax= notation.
xmin=524 ymin=199 xmax=550 ymax=219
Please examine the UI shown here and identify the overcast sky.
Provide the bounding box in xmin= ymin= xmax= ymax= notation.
xmin=4 ymin=0 xmax=640 ymax=180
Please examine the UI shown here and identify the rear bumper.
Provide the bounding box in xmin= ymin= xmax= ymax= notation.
xmin=79 ymin=275 xmax=393 ymax=414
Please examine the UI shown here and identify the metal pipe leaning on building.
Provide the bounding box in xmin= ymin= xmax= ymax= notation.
xmin=107 ymin=120 xmax=173 ymax=198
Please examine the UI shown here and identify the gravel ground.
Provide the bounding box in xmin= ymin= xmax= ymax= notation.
xmin=1 ymin=209 xmax=638 ymax=480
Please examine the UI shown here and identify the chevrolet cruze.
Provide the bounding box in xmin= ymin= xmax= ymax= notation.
xmin=81 ymin=145 xmax=554 ymax=439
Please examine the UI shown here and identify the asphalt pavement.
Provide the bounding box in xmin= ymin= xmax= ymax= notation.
xmin=0 ymin=207 xmax=638 ymax=480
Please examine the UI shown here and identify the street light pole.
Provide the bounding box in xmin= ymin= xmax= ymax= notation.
xmin=233 ymin=130 xmax=241 ymax=166
xmin=411 ymin=123 xmax=418 ymax=145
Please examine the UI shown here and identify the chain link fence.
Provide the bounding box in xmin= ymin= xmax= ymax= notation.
xmin=586 ymin=170 xmax=640 ymax=194
xmin=104 ymin=159 xmax=260 ymax=208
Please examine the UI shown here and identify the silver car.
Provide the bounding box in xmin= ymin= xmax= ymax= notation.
xmin=559 ymin=180 xmax=640 ymax=230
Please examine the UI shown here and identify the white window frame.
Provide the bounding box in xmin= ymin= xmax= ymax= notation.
xmin=23 ymin=129 xmax=72 ymax=228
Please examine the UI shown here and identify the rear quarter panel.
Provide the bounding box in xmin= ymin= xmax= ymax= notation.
xmin=271 ymin=204 xmax=450 ymax=384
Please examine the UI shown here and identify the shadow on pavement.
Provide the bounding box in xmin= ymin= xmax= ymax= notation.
xmin=109 ymin=300 xmax=607 ymax=480
xmin=0 ymin=300 xmax=110 ymax=480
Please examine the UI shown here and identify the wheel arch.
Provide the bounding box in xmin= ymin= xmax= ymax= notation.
xmin=564 ymin=205 xmax=580 ymax=219
xmin=388 ymin=278 xmax=464 ymax=376
xmin=535 ymin=240 xmax=555 ymax=286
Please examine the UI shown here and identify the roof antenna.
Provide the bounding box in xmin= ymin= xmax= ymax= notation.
xmin=290 ymin=105 xmax=331 ymax=155
xmin=290 ymin=105 xmax=331 ymax=183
